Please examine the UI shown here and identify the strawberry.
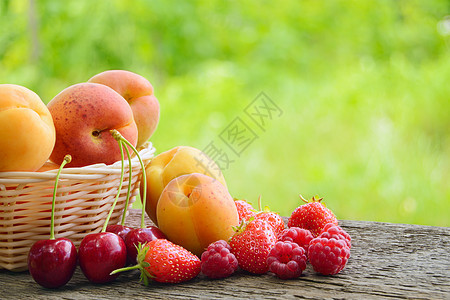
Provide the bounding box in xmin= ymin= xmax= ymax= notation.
xmin=234 ymin=198 xmax=256 ymax=222
xmin=111 ymin=239 xmax=201 ymax=284
xmin=288 ymin=195 xmax=338 ymax=237
xmin=229 ymin=219 xmax=277 ymax=274
xmin=253 ymin=195 xmax=285 ymax=235
xmin=254 ymin=211 xmax=285 ymax=236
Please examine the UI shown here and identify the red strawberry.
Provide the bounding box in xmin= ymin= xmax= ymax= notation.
xmin=288 ymin=195 xmax=338 ymax=237
xmin=229 ymin=219 xmax=277 ymax=274
xmin=143 ymin=239 xmax=201 ymax=283
xmin=253 ymin=195 xmax=285 ymax=235
xmin=111 ymin=239 xmax=201 ymax=284
xmin=234 ymin=199 xmax=256 ymax=222
xmin=255 ymin=211 xmax=285 ymax=236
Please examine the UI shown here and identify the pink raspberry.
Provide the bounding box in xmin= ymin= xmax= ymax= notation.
xmin=200 ymin=240 xmax=238 ymax=279
xmin=266 ymin=241 xmax=307 ymax=279
xmin=308 ymin=237 xmax=350 ymax=275
xmin=277 ymin=227 xmax=313 ymax=253
xmin=319 ymin=223 xmax=352 ymax=248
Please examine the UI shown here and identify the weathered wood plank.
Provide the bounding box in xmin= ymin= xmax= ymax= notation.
xmin=0 ymin=209 xmax=448 ymax=299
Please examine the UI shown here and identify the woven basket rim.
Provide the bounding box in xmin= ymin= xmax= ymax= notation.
xmin=0 ymin=142 xmax=155 ymax=183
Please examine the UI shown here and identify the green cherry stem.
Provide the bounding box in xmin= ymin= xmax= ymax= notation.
xmin=110 ymin=262 xmax=150 ymax=286
xmin=110 ymin=129 xmax=147 ymax=229
xmin=101 ymin=139 xmax=126 ymax=233
xmin=50 ymin=154 xmax=71 ymax=240
xmin=120 ymin=144 xmax=133 ymax=226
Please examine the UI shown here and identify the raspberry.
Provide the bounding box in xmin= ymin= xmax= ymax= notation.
xmin=308 ymin=237 xmax=350 ymax=275
xmin=266 ymin=241 xmax=307 ymax=279
xmin=277 ymin=227 xmax=313 ymax=254
xmin=200 ymin=240 xmax=238 ymax=279
xmin=319 ymin=223 xmax=352 ymax=249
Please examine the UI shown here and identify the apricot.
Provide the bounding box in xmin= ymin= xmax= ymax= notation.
xmin=88 ymin=70 xmax=160 ymax=147
xmin=156 ymin=173 xmax=239 ymax=256
xmin=141 ymin=146 xmax=227 ymax=225
xmin=36 ymin=161 xmax=59 ymax=172
xmin=47 ymin=83 xmax=138 ymax=167
xmin=0 ymin=84 xmax=55 ymax=171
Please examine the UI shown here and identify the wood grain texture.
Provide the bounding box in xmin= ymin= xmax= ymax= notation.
xmin=0 ymin=209 xmax=448 ymax=299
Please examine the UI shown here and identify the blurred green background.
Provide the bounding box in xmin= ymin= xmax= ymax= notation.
xmin=1 ymin=0 xmax=449 ymax=226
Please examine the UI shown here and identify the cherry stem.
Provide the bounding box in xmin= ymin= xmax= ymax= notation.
xmin=110 ymin=264 xmax=141 ymax=275
xmin=50 ymin=154 xmax=71 ymax=240
xmin=110 ymin=243 xmax=151 ymax=286
xmin=101 ymin=140 xmax=125 ymax=233
xmin=110 ymin=263 xmax=150 ymax=286
xmin=110 ymin=129 xmax=147 ymax=229
xmin=120 ymin=144 xmax=133 ymax=226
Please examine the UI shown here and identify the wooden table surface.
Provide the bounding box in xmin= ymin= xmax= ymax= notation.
xmin=1 ymin=209 xmax=449 ymax=299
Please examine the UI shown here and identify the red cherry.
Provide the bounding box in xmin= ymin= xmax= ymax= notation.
xmin=125 ymin=227 xmax=166 ymax=264
xmin=27 ymin=155 xmax=77 ymax=289
xmin=106 ymin=224 xmax=133 ymax=241
xmin=28 ymin=238 xmax=77 ymax=288
xmin=78 ymin=232 xmax=127 ymax=283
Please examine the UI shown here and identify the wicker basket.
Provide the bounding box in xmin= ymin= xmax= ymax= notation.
xmin=0 ymin=142 xmax=155 ymax=271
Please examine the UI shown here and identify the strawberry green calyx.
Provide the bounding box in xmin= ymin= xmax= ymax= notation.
xmin=136 ymin=243 xmax=153 ymax=285
xmin=300 ymin=194 xmax=324 ymax=204
xmin=230 ymin=216 xmax=255 ymax=239
xmin=50 ymin=154 xmax=71 ymax=240
xmin=231 ymin=219 xmax=247 ymax=236
xmin=110 ymin=242 xmax=153 ymax=286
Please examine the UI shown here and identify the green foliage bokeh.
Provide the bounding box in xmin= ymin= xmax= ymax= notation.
xmin=1 ymin=0 xmax=449 ymax=226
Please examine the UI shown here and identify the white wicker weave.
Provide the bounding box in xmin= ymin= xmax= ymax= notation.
xmin=0 ymin=142 xmax=155 ymax=271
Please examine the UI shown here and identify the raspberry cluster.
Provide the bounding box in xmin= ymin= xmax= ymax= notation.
xmin=201 ymin=196 xmax=352 ymax=280
xmin=201 ymin=223 xmax=351 ymax=280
